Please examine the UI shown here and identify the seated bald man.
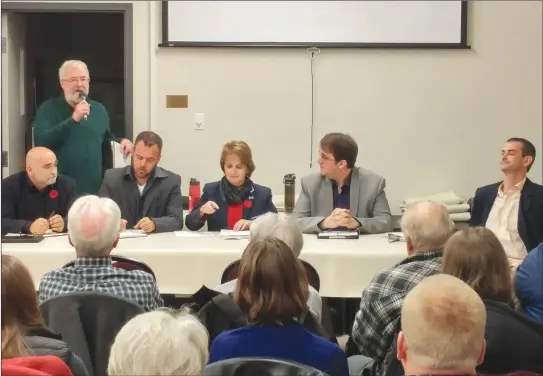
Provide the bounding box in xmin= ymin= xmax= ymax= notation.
xmin=1 ymin=147 xmax=76 ymax=235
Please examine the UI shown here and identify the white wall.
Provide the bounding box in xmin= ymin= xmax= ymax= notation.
xmin=10 ymin=1 xmax=542 ymax=213
xmin=134 ymin=1 xmax=541 ymax=213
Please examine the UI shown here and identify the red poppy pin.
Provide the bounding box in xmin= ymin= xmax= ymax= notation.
xmin=49 ymin=190 xmax=58 ymax=199
xmin=243 ymin=200 xmax=253 ymax=208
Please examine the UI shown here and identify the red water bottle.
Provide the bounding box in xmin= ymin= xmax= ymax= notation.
xmin=189 ymin=178 xmax=201 ymax=212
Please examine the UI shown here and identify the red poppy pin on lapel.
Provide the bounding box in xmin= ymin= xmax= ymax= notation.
xmin=49 ymin=190 xmax=58 ymax=199
xmin=244 ymin=200 xmax=252 ymax=208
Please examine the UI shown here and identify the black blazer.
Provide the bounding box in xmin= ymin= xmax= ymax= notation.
xmin=470 ymin=178 xmax=543 ymax=252
xmin=185 ymin=181 xmax=277 ymax=231
xmin=1 ymin=171 xmax=76 ymax=235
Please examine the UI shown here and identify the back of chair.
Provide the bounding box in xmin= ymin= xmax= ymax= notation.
xmin=40 ymin=291 xmax=144 ymax=376
xmin=482 ymin=300 xmax=543 ymax=373
xmin=221 ymin=260 xmax=321 ymax=292
xmin=204 ymin=357 xmax=328 ymax=376
xmin=301 ymin=261 xmax=320 ymax=292
xmin=63 ymin=255 xmax=156 ymax=280
xmin=221 ymin=260 xmax=240 ymax=284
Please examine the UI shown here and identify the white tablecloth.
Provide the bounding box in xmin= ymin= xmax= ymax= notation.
xmin=2 ymin=233 xmax=406 ymax=298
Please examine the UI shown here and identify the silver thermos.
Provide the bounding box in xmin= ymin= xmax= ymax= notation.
xmin=283 ymin=173 xmax=296 ymax=214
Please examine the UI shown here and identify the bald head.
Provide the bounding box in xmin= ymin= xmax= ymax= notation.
xmin=67 ymin=195 xmax=121 ymax=257
xmin=25 ymin=147 xmax=58 ymax=189
xmin=398 ymin=274 xmax=486 ymax=372
xmin=401 ymin=201 xmax=455 ymax=253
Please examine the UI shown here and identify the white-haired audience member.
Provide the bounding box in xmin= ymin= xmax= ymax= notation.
xmin=214 ymin=212 xmax=323 ymax=322
xmin=351 ymin=201 xmax=455 ymax=373
xmin=108 ymin=308 xmax=209 ymax=376
xmin=38 ymin=195 xmax=163 ymax=311
xmin=398 ymin=274 xmax=486 ymax=375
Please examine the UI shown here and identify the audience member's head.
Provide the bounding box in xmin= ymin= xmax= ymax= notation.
xmin=249 ymin=213 xmax=304 ymax=257
xmin=25 ymin=147 xmax=58 ymax=190
xmin=502 ymin=137 xmax=536 ymax=174
xmin=67 ymin=195 xmax=121 ymax=258
xmin=107 ymin=308 xmax=209 ymax=376
xmin=318 ymin=133 xmax=358 ymax=179
xmin=220 ymin=140 xmax=255 ymax=186
xmin=1 ymin=255 xmax=45 ymax=359
xmin=234 ymin=237 xmax=309 ymax=325
xmin=398 ymin=274 xmax=486 ymax=374
xmin=442 ymin=227 xmax=516 ymax=307
xmin=133 ymin=131 xmax=162 ymax=182
xmin=400 ymin=201 xmax=455 ymax=255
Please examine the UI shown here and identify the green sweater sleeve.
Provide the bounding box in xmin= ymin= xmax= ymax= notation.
xmin=34 ymin=101 xmax=77 ymax=150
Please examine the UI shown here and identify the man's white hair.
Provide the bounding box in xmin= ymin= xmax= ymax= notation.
xmin=400 ymin=201 xmax=455 ymax=251
xmin=401 ymin=274 xmax=486 ymax=370
xmin=67 ymin=195 xmax=121 ymax=257
xmin=107 ymin=308 xmax=209 ymax=376
xmin=249 ymin=213 xmax=304 ymax=257
xmin=58 ymin=60 xmax=89 ymax=80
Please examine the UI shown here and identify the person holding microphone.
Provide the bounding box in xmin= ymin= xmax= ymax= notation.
xmin=186 ymin=140 xmax=277 ymax=232
xmin=34 ymin=60 xmax=133 ymax=195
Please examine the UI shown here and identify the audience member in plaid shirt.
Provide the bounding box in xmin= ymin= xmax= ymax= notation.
xmin=38 ymin=195 xmax=163 ymax=312
xmin=351 ymin=201 xmax=455 ymax=367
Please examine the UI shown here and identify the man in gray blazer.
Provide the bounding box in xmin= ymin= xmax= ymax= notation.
xmin=99 ymin=131 xmax=183 ymax=233
xmin=294 ymin=133 xmax=393 ymax=234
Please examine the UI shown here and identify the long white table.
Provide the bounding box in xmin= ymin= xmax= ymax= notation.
xmin=2 ymin=233 xmax=407 ymax=298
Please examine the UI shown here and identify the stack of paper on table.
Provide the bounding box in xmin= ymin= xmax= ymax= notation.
xmin=219 ymin=230 xmax=250 ymax=239
xmin=4 ymin=230 xmax=67 ymax=238
xmin=317 ymin=231 xmax=359 ymax=239
xmin=119 ymin=229 xmax=147 ymax=239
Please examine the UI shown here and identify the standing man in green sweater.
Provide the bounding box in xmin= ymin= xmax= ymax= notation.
xmin=34 ymin=60 xmax=133 ymax=195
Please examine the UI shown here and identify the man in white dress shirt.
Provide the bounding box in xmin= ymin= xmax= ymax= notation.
xmin=470 ymin=137 xmax=543 ymax=270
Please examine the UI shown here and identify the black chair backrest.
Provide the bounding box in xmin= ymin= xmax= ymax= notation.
xmin=40 ymin=291 xmax=144 ymax=376
xmin=481 ymin=300 xmax=543 ymax=373
xmin=204 ymin=357 xmax=329 ymax=376
xmin=221 ymin=259 xmax=321 ymax=292
xmin=63 ymin=255 xmax=156 ymax=280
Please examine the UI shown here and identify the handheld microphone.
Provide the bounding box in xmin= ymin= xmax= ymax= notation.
xmin=80 ymin=92 xmax=88 ymax=121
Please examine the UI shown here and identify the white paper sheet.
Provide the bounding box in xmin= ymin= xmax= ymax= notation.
xmin=219 ymin=230 xmax=250 ymax=239
xmin=111 ymin=141 xmax=131 ymax=168
xmin=119 ymin=230 xmax=147 ymax=239
xmin=4 ymin=231 xmax=67 ymax=238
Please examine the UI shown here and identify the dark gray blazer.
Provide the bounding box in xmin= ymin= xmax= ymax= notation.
xmin=98 ymin=166 xmax=183 ymax=232
xmin=293 ymin=167 xmax=393 ymax=234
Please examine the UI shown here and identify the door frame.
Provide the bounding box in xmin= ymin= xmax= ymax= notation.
xmin=1 ymin=1 xmax=134 ymax=140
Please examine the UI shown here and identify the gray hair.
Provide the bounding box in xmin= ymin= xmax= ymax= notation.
xmin=400 ymin=201 xmax=455 ymax=251
xmin=67 ymin=195 xmax=121 ymax=257
xmin=250 ymin=213 xmax=304 ymax=257
xmin=107 ymin=308 xmax=209 ymax=376
xmin=58 ymin=60 xmax=88 ymax=80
